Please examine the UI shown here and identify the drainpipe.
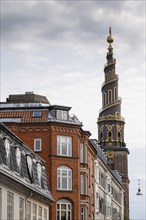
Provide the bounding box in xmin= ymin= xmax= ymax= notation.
xmin=25 ymin=190 xmax=33 ymax=220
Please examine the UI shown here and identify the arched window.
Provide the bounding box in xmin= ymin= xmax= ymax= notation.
xmin=103 ymin=93 xmax=106 ymax=107
xmin=37 ymin=162 xmax=42 ymax=185
xmin=16 ymin=147 xmax=21 ymax=169
xmin=27 ymin=155 xmax=33 ymax=177
xmin=4 ymin=138 xmax=10 ymax=158
xmin=57 ymin=199 xmax=71 ymax=220
xmin=117 ymin=132 xmax=121 ymax=140
xmin=57 ymin=166 xmax=72 ymax=190
xmin=108 ymin=89 xmax=112 ymax=104
xmin=108 ymin=131 xmax=112 ymax=141
xmin=114 ymin=87 xmax=117 ymax=100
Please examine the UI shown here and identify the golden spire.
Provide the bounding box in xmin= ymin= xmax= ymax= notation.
xmin=107 ymin=27 xmax=114 ymax=48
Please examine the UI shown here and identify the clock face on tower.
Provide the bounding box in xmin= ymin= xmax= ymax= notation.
xmin=107 ymin=150 xmax=114 ymax=159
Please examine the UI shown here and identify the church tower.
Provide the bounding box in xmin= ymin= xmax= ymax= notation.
xmin=97 ymin=28 xmax=130 ymax=216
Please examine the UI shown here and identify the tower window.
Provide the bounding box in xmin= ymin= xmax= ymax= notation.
xmin=108 ymin=89 xmax=112 ymax=104
xmin=114 ymin=87 xmax=117 ymax=100
xmin=108 ymin=131 xmax=112 ymax=141
xmin=103 ymin=93 xmax=106 ymax=107
xmin=118 ymin=132 xmax=121 ymax=139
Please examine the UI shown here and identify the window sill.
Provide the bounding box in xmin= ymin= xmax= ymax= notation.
xmin=57 ymin=190 xmax=73 ymax=192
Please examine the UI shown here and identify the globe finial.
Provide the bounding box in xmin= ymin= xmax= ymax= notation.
xmin=107 ymin=27 xmax=114 ymax=48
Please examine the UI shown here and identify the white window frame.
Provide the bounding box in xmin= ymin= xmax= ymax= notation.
xmin=56 ymin=110 xmax=68 ymax=120
xmin=80 ymin=143 xmax=84 ymax=163
xmin=5 ymin=138 xmax=10 ymax=159
xmin=16 ymin=147 xmax=21 ymax=169
xmin=32 ymin=111 xmax=42 ymax=117
xmin=38 ymin=206 xmax=42 ymax=220
xmin=80 ymin=144 xmax=88 ymax=164
xmin=33 ymin=203 xmax=37 ymax=220
xmin=57 ymin=199 xmax=71 ymax=220
xmin=7 ymin=191 xmax=14 ymax=220
xmin=57 ymin=136 xmax=72 ymax=157
xmin=19 ymin=197 xmax=24 ymax=220
xmin=81 ymin=175 xmax=88 ymax=195
xmin=34 ymin=138 xmax=42 ymax=152
xmin=37 ymin=162 xmax=42 ymax=185
xmin=26 ymin=201 xmax=31 ymax=220
xmin=27 ymin=155 xmax=33 ymax=177
xmin=44 ymin=208 xmax=47 ymax=220
xmin=57 ymin=166 xmax=72 ymax=191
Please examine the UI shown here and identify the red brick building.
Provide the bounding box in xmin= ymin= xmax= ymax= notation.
xmin=0 ymin=92 xmax=96 ymax=220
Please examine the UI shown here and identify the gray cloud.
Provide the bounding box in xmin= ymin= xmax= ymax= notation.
xmin=1 ymin=2 xmax=145 ymax=218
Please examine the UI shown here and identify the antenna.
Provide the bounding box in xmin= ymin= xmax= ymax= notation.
xmin=136 ymin=179 xmax=142 ymax=195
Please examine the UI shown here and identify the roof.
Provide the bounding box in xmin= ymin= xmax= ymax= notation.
xmin=0 ymin=122 xmax=55 ymax=204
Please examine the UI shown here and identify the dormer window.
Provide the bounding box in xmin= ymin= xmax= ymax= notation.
xmin=27 ymin=155 xmax=33 ymax=177
xmin=32 ymin=111 xmax=42 ymax=117
xmin=37 ymin=162 xmax=42 ymax=185
xmin=4 ymin=138 xmax=10 ymax=159
xmin=16 ymin=147 xmax=21 ymax=169
xmin=56 ymin=110 xmax=68 ymax=120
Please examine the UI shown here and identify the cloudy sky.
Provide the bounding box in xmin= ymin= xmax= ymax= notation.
xmin=1 ymin=1 xmax=145 ymax=219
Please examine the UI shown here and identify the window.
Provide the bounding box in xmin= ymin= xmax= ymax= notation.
xmin=81 ymin=175 xmax=88 ymax=195
xmin=80 ymin=143 xmax=84 ymax=163
xmin=108 ymin=131 xmax=112 ymax=141
xmin=80 ymin=143 xmax=88 ymax=164
xmin=118 ymin=132 xmax=121 ymax=140
xmin=33 ymin=204 xmax=37 ymax=220
xmin=27 ymin=155 xmax=33 ymax=177
xmin=16 ymin=147 xmax=21 ymax=169
xmin=19 ymin=198 xmax=24 ymax=220
xmin=57 ymin=110 xmax=68 ymax=120
xmin=57 ymin=136 xmax=72 ymax=156
xmin=37 ymin=162 xmax=42 ymax=185
xmin=32 ymin=111 xmax=42 ymax=117
xmin=99 ymin=173 xmax=105 ymax=189
xmin=92 ymin=184 xmax=94 ymax=205
xmin=34 ymin=138 xmax=42 ymax=152
xmin=57 ymin=199 xmax=71 ymax=220
xmin=99 ymin=197 xmax=104 ymax=213
xmin=100 ymin=132 xmax=103 ymax=140
xmin=26 ymin=201 xmax=31 ymax=220
xmin=7 ymin=192 xmax=14 ymax=220
xmin=114 ymin=87 xmax=117 ymax=100
xmin=5 ymin=138 xmax=10 ymax=159
xmin=57 ymin=166 xmax=72 ymax=190
xmin=44 ymin=209 xmax=47 ymax=220
xmin=91 ymin=158 xmax=94 ymax=176
xmin=38 ymin=206 xmax=42 ymax=220
xmin=103 ymin=93 xmax=106 ymax=107
xmin=108 ymin=89 xmax=112 ymax=104
xmin=81 ymin=207 xmax=84 ymax=220
xmin=107 ymin=184 xmax=110 ymax=192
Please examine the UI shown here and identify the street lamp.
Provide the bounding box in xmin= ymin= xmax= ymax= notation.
xmin=136 ymin=179 xmax=142 ymax=195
